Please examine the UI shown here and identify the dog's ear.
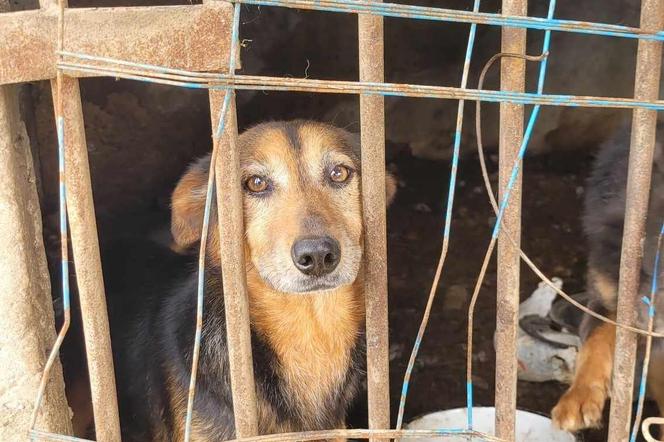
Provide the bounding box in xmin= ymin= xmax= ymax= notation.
xmin=385 ymin=171 xmax=397 ymax=206
xmin=170 ymin=155 xmax=214 ymax=253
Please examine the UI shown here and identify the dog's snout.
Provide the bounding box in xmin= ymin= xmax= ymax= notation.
xmin=291 ymin=236 xmax=341 ymax=276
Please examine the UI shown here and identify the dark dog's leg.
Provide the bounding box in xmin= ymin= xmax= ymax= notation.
xmin=552 ymin=321 xmax=616 ymax=431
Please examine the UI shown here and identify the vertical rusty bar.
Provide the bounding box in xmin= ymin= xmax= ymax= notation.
xmin=495 ymin=0 xmax=527 ymax=440
xmin=206 ymin=1 xmax=258 ymax=435
xmin=0 ymin=84 xmax=73 ymax=439
xmin=41 ymin=1 xmax=121 ymax=438
xmin=358 ymin=3 xmax=390 ymax=438
xmin=607 ymin=1 xmax=664 ymax=440
xmin=208 ymin=92 xmax=259 ymax=438
xmin=53 ymin=76 xmax=121 ymax=442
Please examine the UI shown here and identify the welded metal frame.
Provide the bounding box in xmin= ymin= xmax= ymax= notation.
xmin=1 ymin=0 xmax=662 ymax=441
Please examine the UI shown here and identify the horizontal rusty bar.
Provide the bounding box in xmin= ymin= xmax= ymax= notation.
xmin=229 ymin=0 xmax=664 ymax=41
xmin=0 ymin=3 xmax=233 ymax=85
xmin=56 ymin=58 xmax=664 ymax=110
xmin=224 ymin=428 xmax=506 ymax=442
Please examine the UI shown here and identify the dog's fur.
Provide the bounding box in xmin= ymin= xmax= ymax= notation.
xmin=552 ymin=122 xmax=664 ymax=432
xmin=110 ymin=120 xmax=396 ymax=441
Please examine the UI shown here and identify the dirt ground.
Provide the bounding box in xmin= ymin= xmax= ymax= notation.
xmin=372 ymin=144 xmax=658 ymax=442
xmin=375 ymin=145 xmax=594 ymax=439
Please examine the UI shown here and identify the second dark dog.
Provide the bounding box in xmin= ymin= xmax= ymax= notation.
xmin=552 ymin=122 xmax=664 ymax=432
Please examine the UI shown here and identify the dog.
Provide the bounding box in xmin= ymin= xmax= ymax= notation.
xmin=109 ymin=120 xmax=397 ymax=441
xmin=552 ymin=121 xmax=664 ymax=432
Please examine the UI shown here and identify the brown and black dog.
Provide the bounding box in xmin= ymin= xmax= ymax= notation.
xmin=109 ymin=120 xmax=396 ymax=441
xmin=552 ymin=122 xmax=664 ymax=432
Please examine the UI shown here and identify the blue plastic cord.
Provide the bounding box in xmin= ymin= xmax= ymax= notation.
xmin=234 ymin=0 xmax=664 ymax=42
xmin=183 ymin=3 xmax=241 ymax=442
xmin=395 ymin=0 xmax=480 ymax=431
xmin=57 ymin=53 xmax=664 ymax=111
xmin=466 ymin=381 xmax=474 ymax=429
xmin=56 ymin=116 xmax=70 ymax=311
xmin=460 ymin=5 xmax=480 ymax=430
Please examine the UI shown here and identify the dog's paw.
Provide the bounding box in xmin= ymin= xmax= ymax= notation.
xmin=552 ymin=385 xmax=606 ymax=431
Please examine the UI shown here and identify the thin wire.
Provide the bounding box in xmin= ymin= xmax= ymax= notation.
xmin=395 ymin=0 xmax=481 ymax=431
xmin=630 ymin=222 xmax=663 ymax=442
xmin=467 ymin=0 xmax=557 ymax=423
xmin=226 ymin=0 xmax=664 ymax=42
xmin=474 ymin=54 xmax=664 ymax=339
xmin=183 ymin=3 xmax=241 ymax=442
xmin=55 ymin=56 xmax=664 ymax=111
xmin=29 ymin=0 xmax=70 ymax=434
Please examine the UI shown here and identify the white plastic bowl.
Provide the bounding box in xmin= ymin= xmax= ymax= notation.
xmin=401 ymin=407 xmax=576 ymax=441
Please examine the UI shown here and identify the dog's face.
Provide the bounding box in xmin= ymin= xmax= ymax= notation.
xmin=171 ymin=120 xmax=396 ymax=294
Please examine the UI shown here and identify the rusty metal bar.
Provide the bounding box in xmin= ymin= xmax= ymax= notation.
xmin=55 ymin=55 xmax=664 ymax=111
xmin=184 ymin=2 xmax=239 ymax=440
xmin=41 ymin=0 xmax=121 ymax=436
xmin=0 ymin=3 xmax=230 ymax=86
xmin=0 ymin=84 xmax=73 ymax=439
xmin=229 ymin=0 xmax=664 ymax=42
xmin=225 ymin=428 xmax=506 ymax=442
xmin=607 ymin=1 xmax=664 ymax=441
xmin=53 ymin=76 xmax=121 ymax=442
xmin=204 ymin=2 xmax=259 ymax=437
xmin=494 ymin=0 xmax=527 ymax=439
xmin=358 ymin=2 xmax=390 ymax=439
xmin=210 ymin=91 xmax=260 ymax=437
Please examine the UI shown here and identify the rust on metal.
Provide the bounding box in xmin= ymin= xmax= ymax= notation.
xmin=39 ymin=0 xmax=121 ymax=438
xmin=231 ymin=0 xmax=664 ymax=42
xmin=494 ymin=0 xmax=527 ymax=440
xmin=0 ymin=3 xmax=232 ymax=85
xmin=54 ymin=54 xmax=664 ymax=110
xmin=607 ymin=0 xmax=664 ymax=440
xmin=359 ymin=1 xmax=391 ymax=440
xmin=223 ymin=428 xmax=506 ymax=442
xmin=53 ymin=75 xmax=121 ymax=442
xmin=209 ymin=91 xmax=260 ymax=437
xmin=204 ymin=0 xmax=259 ymax=436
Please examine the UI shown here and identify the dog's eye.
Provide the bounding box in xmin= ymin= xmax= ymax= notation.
xmin=329 ymin=165 xmax=351 ymax=184
xmin=245 ymin=175 xmax=269 ymax=193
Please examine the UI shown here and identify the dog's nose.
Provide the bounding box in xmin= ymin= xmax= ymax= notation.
xmin=291 ymin=236 xmax=341 ymax=276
